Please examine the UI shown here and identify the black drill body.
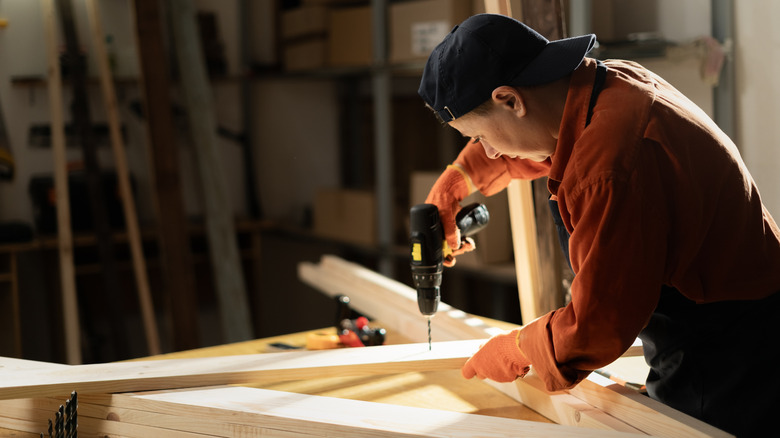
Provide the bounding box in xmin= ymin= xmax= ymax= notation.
xmin=409 ymin=203 xmax=489 ymax=317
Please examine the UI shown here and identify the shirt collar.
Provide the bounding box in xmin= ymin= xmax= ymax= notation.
xmin=548 ymin=58 xmax=599 ymax=194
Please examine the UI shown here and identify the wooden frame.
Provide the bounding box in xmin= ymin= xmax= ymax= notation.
xmin=0 ymin=256 xmax=731 ymax=437
xmin=298 ymin=256 xmax=732 ymax=438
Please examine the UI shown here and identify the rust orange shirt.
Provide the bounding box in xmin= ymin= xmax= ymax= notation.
xmin=454 ymin=58 xmax=780 ymax=391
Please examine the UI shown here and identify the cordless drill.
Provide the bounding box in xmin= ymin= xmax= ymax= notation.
xmin=409 ymin=202 xmax=489 ymax=350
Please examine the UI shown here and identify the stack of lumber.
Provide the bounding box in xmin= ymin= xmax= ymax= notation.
xmin=0 ymin=256 xmax=731 ymax=437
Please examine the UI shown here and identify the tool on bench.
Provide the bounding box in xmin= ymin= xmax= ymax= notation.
xmin=305 ymin=295 xmax=386 ymax=349
xmin=40 ymin=391 xmax=77 ymax=438
xmin=410 ymin=203 xmax=489 ymax=350
xmin=335 ymin=295 xmax=386 ymax=347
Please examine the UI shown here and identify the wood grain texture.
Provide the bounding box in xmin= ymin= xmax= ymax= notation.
xmin=569 ymin=375 xmax=734 ymax=438
xmin=0 ymin=340 xmax=480 ymax=400
xmin=299 ymin=256 xmax=731 ymax=437
xmin=75 ymin=387 xmax=648 ymax=438
xmin=298 ymin=255 xmax=507 ymax=344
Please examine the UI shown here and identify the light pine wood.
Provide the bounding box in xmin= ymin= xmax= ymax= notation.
xmin=486 ymin=376 xmax=644 ymax=434
xmin=507 ymin=180 xmax=546 ymax=324
xmin=77 ymin=387 xmax=648 ymax=438
xmin=299 ymin=255 xmax=507 ymax=343
xmin=40 ymin=0 xmax=81 ymax=365
xmin=0 ymin=340 xmax=480 ymax=400
xmin=568 ymin=374 xmax=733 ymax=438
xmin=300 ymin=255 xmax=642 ymax=355
xmin=299 ymin=256 xmax=730 ymax=437
xmin=85 ymin=0 xmax=161 ymax=356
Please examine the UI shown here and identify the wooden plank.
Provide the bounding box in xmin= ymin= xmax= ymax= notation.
xmin=506 ymin=180 xmax=546 ymax=324
xmin=85 ymin=0 xmax=161 ymax=356
xmin=568 ymin=375 xmax=733 ymax=438
xmin=299 ymin=256 xmax=639 ymax=433
xmin=300 ymin=256 xmax=642 ymax=355
xmin=76 ymin=387 xmax=647 ymax=438
xmin=40 ymin=0 xmax=81 ymax=365
xmin=486 ymin=377 xmax=644 ymax=434
xmin=298 ymin=256 xmax=505 ymax=343
xmin=130 ymin=0 xmax=200 ymax=351
xmin=57 ymin=0 xmax=130 ymax=362
xmin=0 ymin=340 xmax=480 ymax=400
xmin=167 ymin=0 xmax=253 ymax=343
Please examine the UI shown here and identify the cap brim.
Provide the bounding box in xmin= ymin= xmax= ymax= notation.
xmin=511 ymin=34 xmax=596 ymax=86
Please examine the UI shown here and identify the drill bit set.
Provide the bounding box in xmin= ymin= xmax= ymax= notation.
xmin=40 ymin=391 xmax=77 ymax=438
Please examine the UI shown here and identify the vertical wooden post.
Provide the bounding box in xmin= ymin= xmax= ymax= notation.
xmin=85 ymin=0 xmax=161 ymax=356
xmin=40 ymin=0 xmax=81 ymax=364
xmin=57 ymin=0 xmax=130 ymax=362
xmin=485 ymin=0 xmax=567 ymax=324
xmin=130 ymin=0 xmax=201 ymax=351
xmin=167 ymin=0 xmax=254 ymax=342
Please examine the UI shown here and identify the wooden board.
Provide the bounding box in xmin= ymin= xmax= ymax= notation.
xmin=40 ymin=0 xmax=81 ymax=365
xmin=568 ymin=375 xmax=733 ymax=438
xmin=299 ymin=255 xmax=642 ymax=356
xmin=130 ymin=0 xmax=200 ymax=351
xmin=85 ymin=0 xmax=161 ymax=356
xmin=0 ymin=388 xmax=647 ymax=438
xmin=0 ymin=340 xmax=480 ymax=400
xmin=167 ymin=0 xmax=253 ymax=343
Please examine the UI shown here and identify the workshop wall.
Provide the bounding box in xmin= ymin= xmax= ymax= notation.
xmin=735 ymin=1 xmax=780 ymax=218
xmin=0 ymin=0 xmax=340 ymax=231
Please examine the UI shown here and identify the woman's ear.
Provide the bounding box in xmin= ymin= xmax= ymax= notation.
xmin=492 ymin=86 xmax=526 ymax=116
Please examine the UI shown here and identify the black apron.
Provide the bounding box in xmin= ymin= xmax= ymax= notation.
xmin=547 ymin=60 xmax=779 ymax=437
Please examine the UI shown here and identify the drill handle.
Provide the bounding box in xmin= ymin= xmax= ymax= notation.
xmin=456 ymin=203 xmax=489 ymax=238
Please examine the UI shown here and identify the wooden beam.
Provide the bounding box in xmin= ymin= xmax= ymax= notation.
xmin=0 ymin=388 xmax=647 ymax=438
xmin=0 ymin=340 xmax=480 ymax=400
xmin=485 ymin=376 xmax=642 ymax=434
xmin=298 ymin=255 xmax=505 ymax=343
xmin=85 ymin=0 xmax=161 ymax=356
xmin=130 ymin=0 xmax=200 ymax=351
xmin=300 ymin=255 xmax=641 ymax=356
xmin=57 ymin=0 xmax=130 ymax=362
xmin=166 ymin=0 xmax=254 ymax=343
xmin=507 ymin=180 xmax=547 ymax=323
xmin=39 ymin=0 xmax=81 ymax=365
xmin=568 ymin=375 xmax=733 ymax=438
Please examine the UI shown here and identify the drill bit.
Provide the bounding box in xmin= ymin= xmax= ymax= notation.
xmin=427 ymin=316 xmax=432 ymax=351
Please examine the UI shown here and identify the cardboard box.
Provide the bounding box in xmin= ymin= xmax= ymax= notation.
xmin=590 ymin=0 xmax=659 ymax=43
xmin=409 ymin=171 xmax=513 ymax=265
xmin=281 ymin=6 xmax=329 ymax=41
xmin=314 ymin=188 xmax=376 ymax=246
xmin=328 ymin=6 xmax=373 ymax=67
xmin=389 ymin=0 xmax=472 ymax=64
xmin=283 ymin=38 xmax=328 ymax=71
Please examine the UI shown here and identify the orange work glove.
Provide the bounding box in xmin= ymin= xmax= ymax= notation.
xmin=461 ymin=329 xmax=531 ymax=382
xmin=424 ymin=163 xmax=475 ymax=267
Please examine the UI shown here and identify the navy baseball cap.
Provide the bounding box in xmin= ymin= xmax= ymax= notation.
xmin=419 ymin=14 xmax=596 ymax=122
